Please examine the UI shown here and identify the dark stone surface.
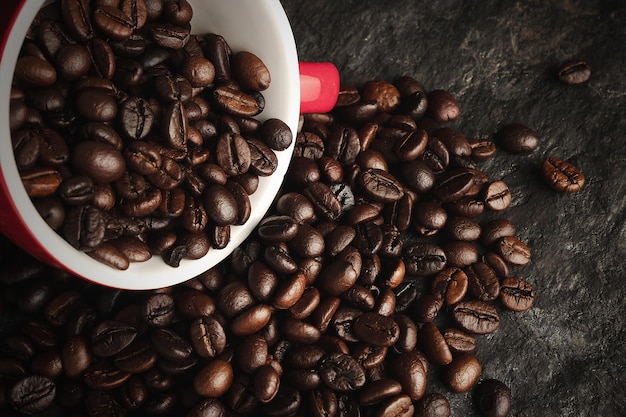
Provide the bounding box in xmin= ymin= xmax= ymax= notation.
xmin=281 ymin=0 xmax=626 ymax=415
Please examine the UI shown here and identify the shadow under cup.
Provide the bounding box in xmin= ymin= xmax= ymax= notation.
xmin=0 ymin=0 xmax=301 ymax=290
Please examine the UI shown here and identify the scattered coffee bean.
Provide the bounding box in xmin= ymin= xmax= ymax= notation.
xmin=541 ymin=156 xmax=585 ymax=193
xmin=557 ymin=59 xmax=591 ymax=85
xmin=474 ymin=378 xmax=512 ymax=417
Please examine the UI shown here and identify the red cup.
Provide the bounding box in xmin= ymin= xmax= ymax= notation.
xmin=0 ymin=0 xmax=339 ymax=289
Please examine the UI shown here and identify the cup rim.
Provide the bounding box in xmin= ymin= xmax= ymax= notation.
xmin=0 ymin=0 xmax=300 ymax=289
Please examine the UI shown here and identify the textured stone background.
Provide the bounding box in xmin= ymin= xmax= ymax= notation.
xmin=280 ymin=0 xmax=626 ymax=415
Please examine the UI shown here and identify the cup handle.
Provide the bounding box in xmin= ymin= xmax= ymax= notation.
xmin=299 ymin=62 xmax=340 ymax=114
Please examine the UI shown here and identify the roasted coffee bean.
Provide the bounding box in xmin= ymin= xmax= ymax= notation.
xmin=8 ymin=375 xmax=56 ymax=415
xmin=90 ymin=320 xmax=137 ymax=357
xmin=326 ymin=123 xmax=361 ymax=165
xmin=194 ymin=360 xmax=233 ymax=398
xmin=119 ymin=97 xmax=155 ymax=140
xmin=247 ymin=138 xmax=278 ymax=176
xmin=352 ymin=222 xmax=383 ymax=255
xmin=20 ymin=166 xmax=63 ymax=198
xmin=444 ymin=241 xmax=479 ymax=267
xmin=151 ymin=327 xmax=192 ymax=361
xmin=483 ymin=252 xmax=510 ymax=278
xmin=141 ymin=293 xmax=175 ymax=327
xmin=496 ymin=123 xmax=538 ymax=155
xmin=541 ymin=156 xmax=585 ymax=193
xmin=434 ymin=169 xmax=474 ymax=203
xmin=262 ymin=385 xmax=302 ymax=417
xmin=358 ymin=378 xmax=403 ymax=406
xmin=465 ymin=262 xmax=500 ymax=301
xmin=151 ymin=22 xmax=191 ymax=49
xmin=474 ymin=379 xmax=512 ymax=417
xmin=93 ymin=6 xmax=134 ymax=40
xmin=262 ymin=118 xmax=293 ymax=151
xmin=319 ymin=258 xmax=359 ymax=296
xmin=305 ymin=181 xmax=343 ymax=221
xmin=431 ymin=267 xmax=468 ymax=306
xmin=481 ymin=219 xmax=516 ymax=247
xmin=280 ymin=316 xmax=322 ymax=344
xmin=412 ymin=201 xmax=447 ymax=236
xmin=113 ymin=338 xmax=157 ymax=373
xmin=84 ymin=360 xmax=131 ymax=390
xmin=14 ymin=56 xmax=57 ymax=87
xmin=55 ymin=44 xmax=92 ymax=80
xmin=188 ymin=316 xmax=226 ymax=359
xmin=444 ymin=216 xmax=481 ymax=241
xmin=411 ymin=293 xmax=443 ymax=323
xmin=358 ymin=168 xmax=404 ymax=203
xmin=557 ymin=59 xmax=591 ymax=84
xmin=320 ymin=353 xmax=366 ymax=392
xmin=273 ymin=272 xmax=307 ymax=310
xmin=442 ymin=327 xmax=476 ymax=353
xmin=62 ymin=335 xmax=93 ymax=378
xmin=483 ymin=180 xmax=511 ymax=211
xmin=414 ymin=393 xmax=451 ymax=417
xmin=213 ymin=85 xmax=262 ymax=117
xmin=390 ymin=350 xmax=427 ymax=401
xmin=445 ymin=353 xmax=481 ymax=393
xmin=419 ymin=322 xmax=452 ymax=365
xmin=495 ymin=235 xmax=531 ymax=266
xmin=427 ymin=89 xmax=460 ymax=123
xmin=469 ymin=136 xmax=497 ymax=161
xmin=500 ymin=276 xmax=535 ymax=312
xmin=403 ymin=242 xmax=446 ymax=276
xmin=230 ymin=304 xmax=272 ymax=336
xmin=232 ymin=51 xmax=271 ymax=91
xmin=61 ymin=0 xmax=94 ymax=41
xmin=353 ymin=312 xmax=400 ymax=347
xmin=435 ymin=127 xmax=471 ymax=157
xmin=452 ymin=300 xmax=500 ymax=334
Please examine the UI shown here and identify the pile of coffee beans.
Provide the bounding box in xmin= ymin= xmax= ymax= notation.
xmin=10 ymin=0 xmax=292 ymax=269
xmin=0 ymin=67 xmax=546 ymax=417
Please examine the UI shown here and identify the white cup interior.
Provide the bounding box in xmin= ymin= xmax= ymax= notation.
xmin=0 ymin=0 xmax=300 ymax=289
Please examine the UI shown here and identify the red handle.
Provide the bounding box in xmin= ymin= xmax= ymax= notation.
xmin=299 ymin=62 xmax=340 ymax=114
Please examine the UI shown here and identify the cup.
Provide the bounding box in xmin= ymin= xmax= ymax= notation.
xmin=0 ymin=0 xmax=339 ymax=289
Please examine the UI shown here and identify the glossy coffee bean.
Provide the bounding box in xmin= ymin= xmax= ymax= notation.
xmin=500 ymin=276 xmax=535 ymax=312
xmin=419 ymin=322 xmax=452 ymax=365
xmin=452 ymin=300 xmax=500 ymax=334
xmin=414 ymin=393 xmax=451 ymax=417
xmin=390 ymin=350 xmax=427 ymax=401
xmin=483 ymin=180 xmax=511 ymax=211
xmin=474 ymin=379 xmax=512 ymax=417
xmin=427 ymin=89 xmax=459 ymax=123
xmin=319 ymin=353 xmax=366 ymax=392
xmin=403 ymin=242 xmax=446 ymax=276
xmin=8 ymin=375 xmax=56 ymax=415
xmin=495 ymin=236 xmax=531 ymax=266
xmin=465 ymin=262 xmax=500 ymax=302
xmin=496 ymin=123 xmax=538 ymax=155
xmin=541 ymin=156 xmax=585 ymax=193
xmin=353 ymin=313 xmax=400 ymax=347
xmin=445 ymin=353 xmax=482 ymax=393
xmin=193 ymin=360 xmax=233 ymax=398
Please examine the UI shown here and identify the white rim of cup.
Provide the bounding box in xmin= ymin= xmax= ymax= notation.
xmin=0 ymin=0 xmax=300 ymax=289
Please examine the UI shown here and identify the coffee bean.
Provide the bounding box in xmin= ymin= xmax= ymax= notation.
xmin=496 ymin=123 xmax=538 ymax=155
xmin=465 ymin=262 xmax=500 ymax=301
xmin=93 ymin=6 xmax=134 ymax=40
xmin=445 ymin=353 xmax=481 ymax=393
xmin=419 ymin=322 xmax=452 ymax=365
xmin=390 ymin=350 xmax=427 ymax=401
xmin=90 ymin=320 xmax=137 ymax=357
xmin=403 ymin=242 xmax=446 ymax=276
xmin=232 ymin=51 xmax=271 ymax=91
xmin=541 ymin=156 xmax=585 ymax=193
xmin=194 ymin=360 xmax=233 ymax=398
xmin=14 ymin=56 xmax=57 ymax=87
xmin=483 ymin=180 xmax=511 ymax=211
xmin=320 ymin=353 xmax=366 ymax=392
xmin=353 ymin=313 xmax=400 ymax=347
xmin=474 ymin=379 xmax=512 ymax=417
xmin=8 ymin=375 xmax=56 ymax=415
xmin=500 ymin=276 xmax=535 ymax=312
xmin=414 ymin=393 xmax=451 ymax=417
xmin=427 ymin=89 xmax=460 ymax=123
xmin=557 ymin=59 xmax=591 ymax=85
xmin=431 ymin=267 xmax=468 ymax=306
xmin=452 ymin=300 xmax=500 ymax=334
xmin=358 ymin=168 xmax=404 ymax=203
xmin=442 ymin=327 xmax=476 ymax=353
xmin=495 ymin=235 xmax=531 ymax=266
